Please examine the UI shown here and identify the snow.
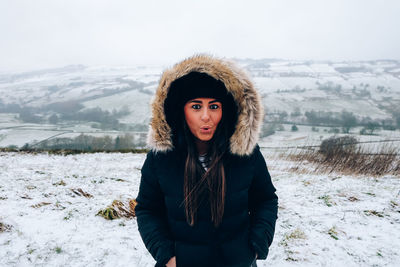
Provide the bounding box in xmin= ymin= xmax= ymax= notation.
xmin=1 ymin=151 xmax=399 ymax=266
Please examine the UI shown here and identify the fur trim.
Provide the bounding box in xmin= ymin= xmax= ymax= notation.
xmin=147 ymin=54 xmax=263 ymax=156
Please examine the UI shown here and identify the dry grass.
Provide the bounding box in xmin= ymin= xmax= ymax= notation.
xmin=70 ymin=188 xmax=93 ymax=198
xmin=96 ymin=199 xmax=137 ymax=220
xmin=284 ymin=137 xmax=400 ymax=177
xmin=0 ymin=222 xmax=12 ymax=232
xmin=31 ymin=202 xmax=51 ymax=208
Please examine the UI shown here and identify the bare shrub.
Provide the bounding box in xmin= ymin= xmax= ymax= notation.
xmin=286 ymin=136 xmax=399 ymax=176
xmin=319 ymin=135 xmax=357 ymax=158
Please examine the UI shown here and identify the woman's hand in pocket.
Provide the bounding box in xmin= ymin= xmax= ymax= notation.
xmin=166 ymin=256 xmax=176 ymax=267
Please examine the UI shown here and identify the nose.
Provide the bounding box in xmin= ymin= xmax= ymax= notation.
xmin=201 ymin=108 xmax=210 ymax=122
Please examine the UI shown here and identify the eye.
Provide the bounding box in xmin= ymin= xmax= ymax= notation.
xmin=191 ymin=104 xmax=201 ymax=110
xmin=209 ymin=104 xmax=220 ymax=110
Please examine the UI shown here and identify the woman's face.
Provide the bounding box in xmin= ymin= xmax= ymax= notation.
xmin=184 ymin=98 xmax=222 ymax=142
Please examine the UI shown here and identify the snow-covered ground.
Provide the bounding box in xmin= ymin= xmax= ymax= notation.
xmin=1 ymin=151 xmax=399 ymax=266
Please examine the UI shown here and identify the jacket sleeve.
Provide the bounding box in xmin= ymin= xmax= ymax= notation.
xmin=248 ymin=146 xmax=278 ymax=260
xmin=135 ymin=152 xmax=175 ymax=266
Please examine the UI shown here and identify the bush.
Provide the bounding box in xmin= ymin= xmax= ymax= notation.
xmin=291 ymin=124 xmax=298 ymax=132
xmin=360 ymin=121 xmax=380 ymax=135
xmin=382 ymin=125 xmax=396 ymax=131
xmin=276 ymin=124 xmax=285 ymax=131
xmin=261 ymin=124 xmax=276 ymax=137
xmin=328 ymin=128 xmax=340 ymax=134
xmin=48 ymin=114 xmax=59 ymax=124
xmin=319 ymin=136 xmax=358 ymax=157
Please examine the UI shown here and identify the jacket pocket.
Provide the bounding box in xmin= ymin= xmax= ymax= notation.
xmin=175 ymin=241 xmax=211 ymax=267
xmin=220 ymin=230 xmax=255 ymax=266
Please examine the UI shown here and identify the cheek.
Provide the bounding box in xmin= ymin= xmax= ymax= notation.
xmin=184 ymin=109 xmax=197 ymax=132
xmin=184 ymin=109 xmax=194 ymax=124
xmin=214 ymin=110 xmax=223 ymax=125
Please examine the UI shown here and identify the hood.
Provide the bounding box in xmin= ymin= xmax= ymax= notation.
xmin=147 ymin=54 xmax=263 ymax=156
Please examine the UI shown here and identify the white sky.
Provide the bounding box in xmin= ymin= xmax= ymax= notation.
xmin=0 ymin=0 xmax=399 ymax=71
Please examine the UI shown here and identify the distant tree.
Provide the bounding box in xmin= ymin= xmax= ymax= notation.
xmin=328 ymin=127 xmax=340 ymax=134
xmin=381 ymin=119 xmax=396 ymax=131
xmin=278 ymin=111 xmax=288 ymax=122
xmin=118 ymin=133 xmax=135 ymax=148
xmin=0 ymin=101 xmax=21 ymax=113
xmin=305 ymin=110 xmax=318 ymax=124
xmin=115 ymin=105 xmax=130 ymax=117
xmin=290 ymin=107 xmax=301 ymax=117
xmin=261 ymin=123 xmax=275 ymax=137
xmin=291 ymin=124 xmax=298 ymax=132
xmin=365 ymin=121 xmax=380 ymax=135
xmin=341 ymin=111 xmax=357 ymax=133
xmin=48 ymin=114 xmax=59 ymax=124
xmin=115 ymin=136 xmax=121 ymax=150
xmin=393 ymin=111 xmax=400 ymax=128
xmin=46 ymin=100 xmax=84 ymax=114
xmin=18 ymin=107 xmax=42 ymax=123
xmin=21 ymin=143 xmax=30 ymax=150
xmin=92 ymin=136 xmax=113 ymax=150
xmin=115 ymin=134 xmax=135 ymax=150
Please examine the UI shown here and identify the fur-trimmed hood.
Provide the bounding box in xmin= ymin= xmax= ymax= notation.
xmin=147 ymin=54 xmax=263 ymax=156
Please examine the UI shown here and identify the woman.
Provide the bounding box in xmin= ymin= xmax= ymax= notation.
xmin=135 ymin=55 xmax=278 ymax=267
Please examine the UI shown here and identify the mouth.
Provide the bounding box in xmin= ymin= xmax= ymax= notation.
xmin=200 ymin=126 xmax=212 ymax=133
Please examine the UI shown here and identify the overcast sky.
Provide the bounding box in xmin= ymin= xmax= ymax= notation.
xmin=1 ymin=0 xmax=399 ymax=71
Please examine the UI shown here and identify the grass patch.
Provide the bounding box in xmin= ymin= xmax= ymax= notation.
xmin=347 ymin=196 xmax=359 ymax=202
xmin=280 ymin=228 xmax=307 ymax=247
xmin=63 ymin=210 xmax=75 ymax=221
xmin=279 ymin=229 xmax=306 ymax=262
xmin=328 ymin=226 xmax=339 ymax=240
xmin=286 ymin=228 xmax=306 ymax=240
xmin=53 ymin=180 xmax=66 ymax=186
xmin=390 ymin=200 xmax=398 ymax=208
xmin=110 ymin=177 xmax=127 ymax=182
xmin=318 ymin=195 xmax=335 ymax=207
xmin=364 ymin=210 xmax=384 ymax=217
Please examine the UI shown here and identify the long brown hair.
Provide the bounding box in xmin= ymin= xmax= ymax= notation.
xmin=164 ymin=72 xmax=238 ymax=227
xmin=182 ymin=113 xmax=231 ymax=227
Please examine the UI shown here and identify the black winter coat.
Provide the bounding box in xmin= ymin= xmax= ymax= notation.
xmin=135 ymin=145 xmax=278 ymax=267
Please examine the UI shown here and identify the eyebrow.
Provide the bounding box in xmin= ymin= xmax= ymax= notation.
xmin=189 ymin=100 xmax=221 ymax=104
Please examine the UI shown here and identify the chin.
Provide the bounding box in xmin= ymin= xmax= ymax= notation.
xmin=196 ymin=135 xmax=213 ymax=142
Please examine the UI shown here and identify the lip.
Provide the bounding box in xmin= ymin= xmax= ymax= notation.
xmin=200 ymin=126 xmax=212 ymax=134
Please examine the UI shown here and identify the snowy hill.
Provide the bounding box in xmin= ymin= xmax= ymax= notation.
xmin=0 ymin=59 xmax=399 ymax=148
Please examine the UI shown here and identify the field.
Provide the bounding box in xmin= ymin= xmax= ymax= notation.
xmin=1 ymin=147 xmax=399 ymax=267
xmin=1 ymin=59 xmax=400 ymax=266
